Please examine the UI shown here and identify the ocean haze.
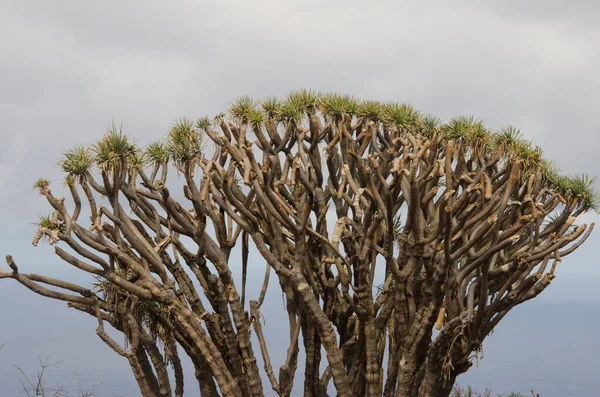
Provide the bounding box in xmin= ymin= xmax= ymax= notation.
xmin=1 ymin=0 xmax=599 ymax=396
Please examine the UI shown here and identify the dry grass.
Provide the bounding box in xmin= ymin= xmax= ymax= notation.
xmin=453 ymin=385 xmax=540 ymax=397
xmin=13 ymin=355 xmax=106 ymax=397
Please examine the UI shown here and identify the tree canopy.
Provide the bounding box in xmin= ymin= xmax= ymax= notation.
xmin=2 ymin=91 xmax=597 ymax=397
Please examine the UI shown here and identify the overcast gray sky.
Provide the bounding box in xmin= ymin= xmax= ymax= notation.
xmin=2 ymin=0 xmax=598 ymax=275
xmin=1 ymin=1 xmax=599 ymax=395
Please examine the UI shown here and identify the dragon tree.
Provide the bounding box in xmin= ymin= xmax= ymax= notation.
xmin=1 ymin=91 xmax=597 ymax=397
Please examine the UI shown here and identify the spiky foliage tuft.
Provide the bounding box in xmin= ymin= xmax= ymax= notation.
xmin=540 ymin=160 xmax=561 ymax=186
xmin=567 ymin=175 xmax=599 ymax=211
xmin=248 ymin=108 xmax=265 ymax=127
xmin=551 ymin=174 xmax=573 ymax=197
xmin=392 ymin=214 xmax=403 ymax=245
xmin=33 ymin=178 xmax=50 ymax=190
xmin=423 ymin=115 xmax=442 ymax=131
xmin=357 ymin=100 xmax=386 ymax=121
xmin=261 ymin=97 xmax=281 ymax=119
xmin=319 ymin=93 xmax=358 ymax=118
xmin=93 ymin=124 xmax=136 ymax=171
xmin=134 ymin=299 xmax=176 ymax=342
xmin=59 ymin=145 xmax=94 ymax=177
xmin=167 ymin=117 xmax=204 ymax=166
xmin=195 ymin=116 xmax=212 ymax=131
xmin=383 ymin=102 xmax=422 ymax=129
xmin=278 ymin=96 xmax=305 ymax=126
xmin=36 ymin=213 xmax=65 ymax=232
xmin=494 ymin=126 xmax=523 ymax=154
xmin=444 ymin=116 xmax=486 ymax=141
xmin=146 ymin=142 xmax=170 ymax=165
xmin=92 ymin=261 xmax=123 ymax=300
xmin=515 ymin=140 xmax=543 ymax=169
xmin=287 ymin=89 xmax=320 ymax=113
xmin=64 ymin=174 xmax=76 ymax=187
xmin=129 ymin=151 xmax=146 ymax=169
xmin=230 ymin=96 xmax=259 ymax=124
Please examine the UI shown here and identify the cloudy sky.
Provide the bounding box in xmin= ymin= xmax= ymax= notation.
xmin=1 ymin=0 xmax=599 ymax=395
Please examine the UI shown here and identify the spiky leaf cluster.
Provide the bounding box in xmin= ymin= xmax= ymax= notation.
xmin=357 ymin=100 xmax=386 ymax=121
xmin=567 ymin=175 xmax=599 ymax=211
xmin=230 ymin=96 xmax=259 ymax=124
xmin=195 ymin=116 xmax=212 ymax=131
xmin=277 ymin=96 xmax=305 ymax=126
xmin=36 ymin=213 xmax=65 ymax=233
xmin=94 ymin=125 xmax=136 ymax=171
xmin=288 ymin=89 xmax=320 ymax=113
xmin=383 ymin=102 xmax=422 ymax=129
xmin=167 ymin=117 xmax=204 ymax=166
xmin=59 ymin=145 xmax=94 ymax=177
xmin=494 ymin=126 xmax=523 ymax=153
xmin=33 ymin=178 xmax=50 ymax=190
xmin=146 ymin=142 xmax=170 ymax=165
xmin=319 ymin=93 xmax=358 ymax=119
xmin=261 ymin=97 xmax=281 ymax=119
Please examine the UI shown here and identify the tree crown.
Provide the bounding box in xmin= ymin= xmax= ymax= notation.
xmin=3 ymin=91 xmax=596 ymax=397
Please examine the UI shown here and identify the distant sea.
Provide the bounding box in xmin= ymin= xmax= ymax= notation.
xmin=1 ymin=284 xmax=599 ymax=397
